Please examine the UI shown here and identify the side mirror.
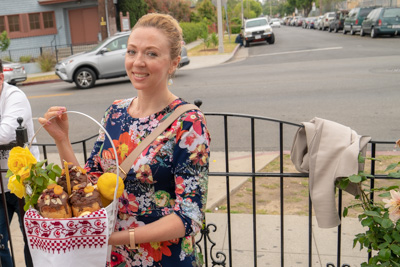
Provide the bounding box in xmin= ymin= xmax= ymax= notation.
xmin=99 ymin=47 xmax=109 ymax=54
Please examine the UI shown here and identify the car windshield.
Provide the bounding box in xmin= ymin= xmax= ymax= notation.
xmin=246 ymin=19 xmax=267 ymax=28
xmin=360 ymin=8 xmax=374 ymax=16
xmin=328 ymin=13 xmax=335 ymax=17
xmin=88 ymin=34 xmax=129 ymax=52
xmin=383 ymin=8 xmax=400 ymax=17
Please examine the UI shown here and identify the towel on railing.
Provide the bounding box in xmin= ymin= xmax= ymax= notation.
xmin=290 ymin=117 xmax=371 ymax=228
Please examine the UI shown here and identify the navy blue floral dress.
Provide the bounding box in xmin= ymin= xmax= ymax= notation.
xmin=85 ymin=98 xmax=210 ymax=266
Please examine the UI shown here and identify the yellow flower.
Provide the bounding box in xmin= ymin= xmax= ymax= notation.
xmin=7 ymin=146 xmax=37 ymax=174
xmin=7 ymin=174 xmax=26 ymax=198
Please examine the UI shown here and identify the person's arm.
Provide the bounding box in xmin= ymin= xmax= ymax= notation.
xmin=108 ymin=213 xmax=185 ymax=246
xmin=38 ymin=106 xmax=79 ymax=166
xmin=0 ymin=89 xmax=32 ymax=145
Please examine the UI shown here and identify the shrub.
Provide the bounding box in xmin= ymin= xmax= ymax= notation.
xmin=37 ymin=53 xmax=56 ymax=72
xmin=210 ymin=32 xmax=218 ymax=48
xmin=19 ymin=55 xmax=33 ymax=63
xmin=180 ymin=22 xmax=208 ymax=44
xmin=230 ymin=17 xmax=242 ymax=34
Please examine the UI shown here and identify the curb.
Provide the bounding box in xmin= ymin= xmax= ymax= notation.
xmin=21 ymin=79 xmax=62 ymax=86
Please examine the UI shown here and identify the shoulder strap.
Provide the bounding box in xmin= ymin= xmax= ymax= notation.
xmin=118 ymin=104 xmax=200 ymax=180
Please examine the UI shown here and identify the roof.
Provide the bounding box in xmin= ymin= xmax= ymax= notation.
xmin=38 ymin=0 xmax=76 ymax=5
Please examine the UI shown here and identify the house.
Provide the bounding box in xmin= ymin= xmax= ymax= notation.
xmin=0 ymin=0 xmax=118 ymax=56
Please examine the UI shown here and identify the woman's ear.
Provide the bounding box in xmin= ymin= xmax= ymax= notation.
xmin=170 ymin=56 xmax=181 ymax=74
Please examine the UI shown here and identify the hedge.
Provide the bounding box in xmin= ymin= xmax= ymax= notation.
xmin=180 ymin=22 xmax=208 ymax=44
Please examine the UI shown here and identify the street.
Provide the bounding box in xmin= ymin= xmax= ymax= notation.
xmin=22 ymin=26 xmax=400 ymax=153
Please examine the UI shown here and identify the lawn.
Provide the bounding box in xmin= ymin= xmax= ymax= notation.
xmin=187 ymin=34 xmax=239 ymax=57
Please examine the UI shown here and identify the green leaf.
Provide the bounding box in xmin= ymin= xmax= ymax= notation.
xmin=343 ymin=207 xmax=348 ymax=217
xmin=358 ymin=154 xmax=365 ymax=163
xmin=393 ymin=231 xmax=400 ymax=242
xmin=389 ymin=172 xmax=400 ymax=178
xmin=46 ymin=163 xmax=54 ymax=170
xmin=385 ymin=162 xmax=399 ymax=172
xmin=5 ymin=169 xmax=13 ymax=178
xmin=384 ymin=233 xmax=393 ymax=243
xmin=349 ymin=174 xmax=362 ymax=183
xmin=390 ymin=244 xmax=400 ymax=256
xmin=35 ymin=176 xmax=44 ymax=186
xmin=361 ymin=217 xmax=374 ymax=227
xmin=381 ymin=219 xmax=394 ymax=229
xmin=365 ymin=210 xmax=381 ymax=217
xmin=53 ymin=165 xmax=62 ymax=176
xmin=338 ymin=179 xmax=350 ymax=190
xmin=378 ymin=248 xmax=391 ymax=261
xmin=48 ymin=172 xmax=56 ymax=179
xmin=35 ymin=161 xmax=45 ymax=168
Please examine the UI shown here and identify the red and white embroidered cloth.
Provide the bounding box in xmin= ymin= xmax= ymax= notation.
xmin=24 ymin=208 xmax=109 ymax=266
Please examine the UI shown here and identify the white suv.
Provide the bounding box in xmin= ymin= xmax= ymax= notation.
xmin=242 ymin=17 xmax=275 ymax=47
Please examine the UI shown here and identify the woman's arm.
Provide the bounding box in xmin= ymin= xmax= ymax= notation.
xmin=108 ymin=213 xmax=185 ymax=246
xmin=38 ymin=106 xmax=80 ymax=166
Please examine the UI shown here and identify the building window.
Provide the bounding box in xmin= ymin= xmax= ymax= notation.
xmin=43 ymin=12 xmax=54 ymax=29
xmin=29 ymin=13 xmax=41 ymax=30
xmin=0 ymin=17 xmax=5 ymax=33
xmin=8 ymin=15 xmax=20 ymax=32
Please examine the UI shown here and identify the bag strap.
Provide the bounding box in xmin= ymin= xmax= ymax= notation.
xmin=118 ymin=104 xmax=200 ymax=180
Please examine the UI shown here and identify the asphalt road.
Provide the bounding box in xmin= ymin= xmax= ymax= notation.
xmin=22 ymin=26 xmax=400 ymax=153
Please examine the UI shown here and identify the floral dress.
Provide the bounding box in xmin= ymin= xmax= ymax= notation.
xmin=85 ymin=98 xmax=210 ymax=267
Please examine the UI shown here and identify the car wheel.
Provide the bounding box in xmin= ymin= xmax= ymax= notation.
xmin=360 ymin=28 xmax=365 ymax=36
xmin=244 ymin=39 xmax=249 ymax=47
xmin=350 ymin=28 xmax=355 ymax=35
xmin=74 ymin=67 xmax=96 ymax=89
xmin=371 ymin=28 xmax=377 ymax=38
xmin=328 ymin=27 xmax=332 ymax=32
xmin=267 ymin=33 xmax=275 ymax=44
xmin=343 ymin=27 xmax=347 ymax=34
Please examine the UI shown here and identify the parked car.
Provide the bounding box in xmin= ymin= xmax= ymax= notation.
xmin=305 ymin=17 xmax=317 ymax=29
xmin=328 ymin=10 xmax=349 ymax=32
xmin=269 ymin=18 xmax=281 ymax=28
xmin=343 ymin=6 xmax=376 ymax=35
xmin=320 ymin=12 xmax=336 ymax=31
xmin=242 ymin=17 xmax=275 ymax=47
xmin=2 ymin=60 xmax=27 ymax=85
xmin=55 ymin=32 xmax=190 ymax=89
xmin=296 ymin=17 xmax=305 ymax=27
xmin=360 ymin=7 xmax=400 ymax=38
xmin=314 ymin=16 xmax=324 ymax=30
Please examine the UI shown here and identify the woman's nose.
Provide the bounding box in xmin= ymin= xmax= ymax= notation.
xmin=133 ymin=53 xmax=145 ymax=66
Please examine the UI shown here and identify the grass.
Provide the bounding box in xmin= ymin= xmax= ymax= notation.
xmin=187 ymin=34 xmax=239 ymax=57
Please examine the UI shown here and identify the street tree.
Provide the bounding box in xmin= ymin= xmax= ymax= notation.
xmin=118 ymin=0 xmax=148 ymax=28
xmin=146 ymin=0 xmax=191 ymax=21
xmin=0 ymin=31 xmax=10 ymax=52
xmin=232 ymin=0 xmax=262 ymax=19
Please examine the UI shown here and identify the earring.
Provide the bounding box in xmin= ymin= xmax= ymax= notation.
xmin=168 ymin=78 xmax=173 ymax=86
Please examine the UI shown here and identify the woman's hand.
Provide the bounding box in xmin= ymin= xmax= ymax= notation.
xmin=38 ymin=106 xmax=69 ymax=143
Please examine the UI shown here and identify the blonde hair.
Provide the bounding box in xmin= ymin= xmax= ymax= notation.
xmin=133 ymin=13 xmax=183 ymax=60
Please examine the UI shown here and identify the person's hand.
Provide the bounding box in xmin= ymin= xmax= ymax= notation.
xmin=38 ymin=106 xmax=69 ymax=143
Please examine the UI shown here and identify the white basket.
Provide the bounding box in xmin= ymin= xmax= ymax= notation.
xmin=28 ymin=110 xmax=121 ymax=261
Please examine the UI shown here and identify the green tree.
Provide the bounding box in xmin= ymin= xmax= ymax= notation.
xmin=118 ymin=0 xmax=148 ymax=30
xmin=197 ymin=0 xmax=217 ymax=24
xmin=0 ymin=31 xmax=10 ymax=52
xmin=232 ymin=0 xmax=262 ymax=19
xmin=145 ymin=0 xmax=191 ymax=22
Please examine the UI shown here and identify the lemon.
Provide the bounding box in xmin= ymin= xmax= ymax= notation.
xmin=97 ymin=173 xmax=124 ymax=201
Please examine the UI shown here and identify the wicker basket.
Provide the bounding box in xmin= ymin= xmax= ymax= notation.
xmin=25 ymin=110 xmax=121 ymax=264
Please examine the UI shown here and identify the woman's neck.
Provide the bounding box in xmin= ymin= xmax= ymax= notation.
xmin=129 ymin=90 xmax=177 ymax=118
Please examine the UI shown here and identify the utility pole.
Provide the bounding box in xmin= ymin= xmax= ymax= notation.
xmin=217 ymin=0 xmax=224 ymax=53
xmin=241 ymin=0 xmax=244 ymax=26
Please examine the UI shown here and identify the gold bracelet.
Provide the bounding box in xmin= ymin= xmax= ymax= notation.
xmin=129 ymin=228 xmax=136 ymax=250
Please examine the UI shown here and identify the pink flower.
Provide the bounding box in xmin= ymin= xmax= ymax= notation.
xmin=383 ymin=190 xmax=400 ymax=222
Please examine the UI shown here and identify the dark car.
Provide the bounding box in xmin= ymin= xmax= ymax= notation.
xmin=328 ymin=10 xmax=349 ymax=32
xmin=360 ymin=7 xmax=400 ymax=38
xmin=343 ymin=6 xmax=376 ymax=35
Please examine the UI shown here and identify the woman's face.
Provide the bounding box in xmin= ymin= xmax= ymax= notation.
xmin=125 ymin=27 xmax=180 ymax=92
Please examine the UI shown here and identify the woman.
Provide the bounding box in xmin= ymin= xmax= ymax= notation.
xmin=39 ymin=13 xmax=210 ymax=266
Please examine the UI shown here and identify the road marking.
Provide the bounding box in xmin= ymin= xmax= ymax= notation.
xmin=249 ymin=47 xmax=343 ymax=57
xmin=28 ymin=93 xmax=72 ymax=99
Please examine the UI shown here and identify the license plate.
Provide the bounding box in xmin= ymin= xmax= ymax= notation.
xmin=392 ymin=25 xmax=400 ymax=28
xmin=256 ymin=35 xmax=261 ymax=39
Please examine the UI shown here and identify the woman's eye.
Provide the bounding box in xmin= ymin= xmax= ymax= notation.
xmin=147 ymin=52 xmax=157 ymax=57
xmin=127 ymin=50 xmax=136 ymax=56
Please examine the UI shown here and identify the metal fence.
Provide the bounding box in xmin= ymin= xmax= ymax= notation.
xmin=0 ymin=113 xmax=397 ymax=267
xmin=0 ymin=43 xmax=97 ymax=64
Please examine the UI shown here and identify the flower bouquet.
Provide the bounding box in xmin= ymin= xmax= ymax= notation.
xmin=339 ymin=153 xmax=400 ymax=267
